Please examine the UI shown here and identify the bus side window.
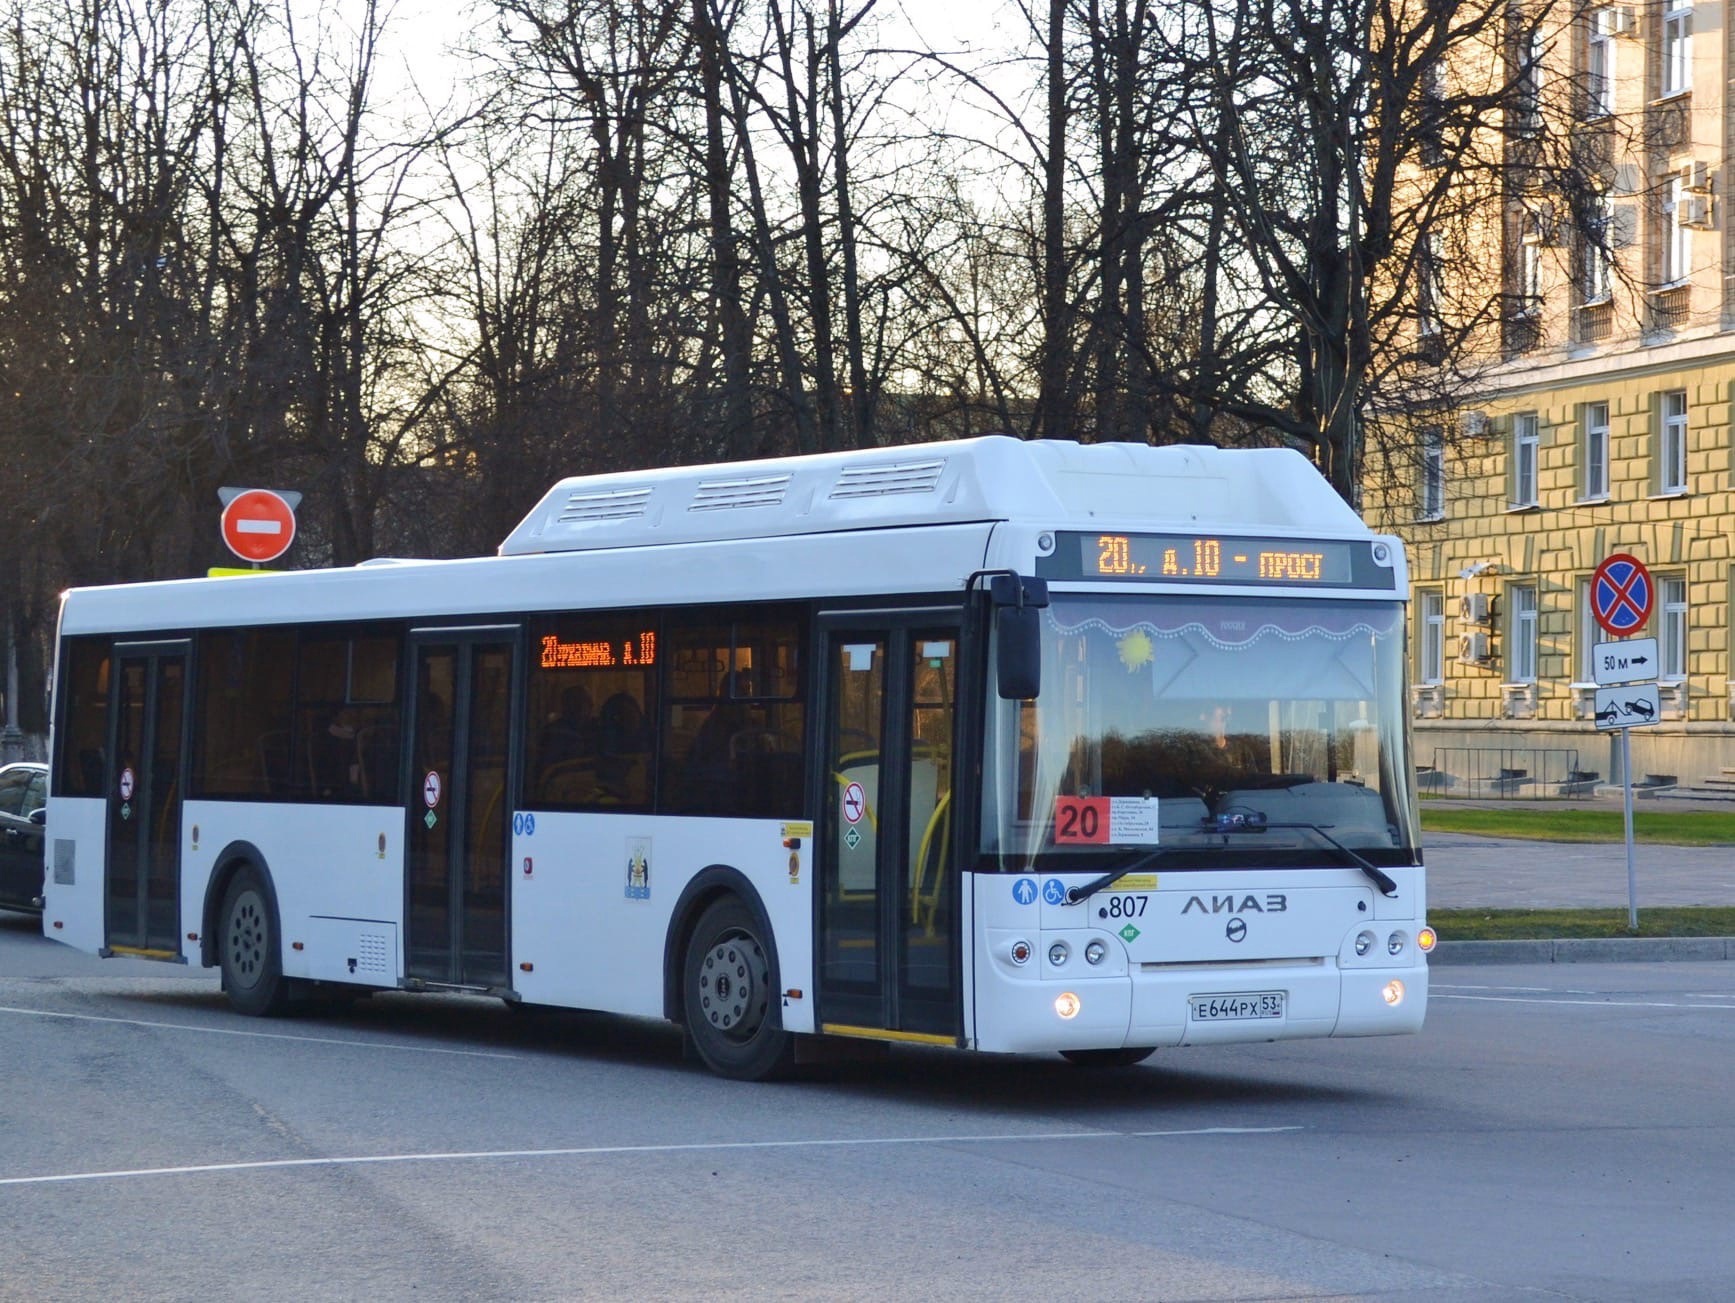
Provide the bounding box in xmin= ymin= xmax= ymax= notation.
xmin=52 ymin=638 xmax=111 ymax=798
xmin=526 ymin=615 xmax=657 ymax=809
xmin=661 ymin=611 xmax=804 ymax=818
xmin=194 ymin=629 xmax=295 ymax=798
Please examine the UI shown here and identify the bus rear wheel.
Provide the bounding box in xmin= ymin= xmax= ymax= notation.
xmin=219 ymin=866 xmax=290 ymax=1017
xmin=682 ymin=897 xmax=790 ymax=1080
xmin=1060 ymin=1047 xmax=1156 ymax=1068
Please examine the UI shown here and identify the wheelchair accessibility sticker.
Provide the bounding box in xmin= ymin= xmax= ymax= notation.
xmin=1042 ymin=878 xmax=1068 ymax=905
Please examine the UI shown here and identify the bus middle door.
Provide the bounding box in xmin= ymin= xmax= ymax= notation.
xmin=405 ymin=628 xmax=517 ymax=991
xmin=817 ymin=614 xmax=960 ymax=1045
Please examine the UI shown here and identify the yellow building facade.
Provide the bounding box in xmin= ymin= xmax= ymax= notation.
xmin=1369 ymin=1 xmax=1735 ymax=794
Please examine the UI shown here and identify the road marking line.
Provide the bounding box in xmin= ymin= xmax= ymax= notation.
xmin=0 ymin=1127 xmax=1302 ymax=1188
xmin=1433 ymin=984 xmax=1591 ymax=994
xmin=1433 ymin=994 xmax=1735 ymax=1011
xmin=0 ymin=1004 xmax=519 ymax=1060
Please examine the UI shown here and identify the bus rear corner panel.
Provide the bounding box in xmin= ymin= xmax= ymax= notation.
xmin=39 ymin=799 xmax=107 ymax=955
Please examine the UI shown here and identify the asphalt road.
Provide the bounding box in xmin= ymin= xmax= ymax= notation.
xmin=2 ymin=910 xmax=1732 ymax=1301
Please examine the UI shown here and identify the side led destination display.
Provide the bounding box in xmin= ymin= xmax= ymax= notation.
xmin=1038 ymin=532 xmax=1378 ymax=587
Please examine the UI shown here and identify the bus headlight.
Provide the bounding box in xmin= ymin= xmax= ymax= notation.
xmin=1084 ymin=940 xmax=1108 ymax=965
xmin=1054 ymin=992 xmax=1081 ymax=1019
xmin=1382 ymin=980 xmax=1405 ymax=1006
xmin=1387 ymin=931 xmax=1407 ymax=957
xmin=1048 ymin=941 xmax=1070 ymax=966
xmin=1354 ymin=930 xmax=1375 ymax=957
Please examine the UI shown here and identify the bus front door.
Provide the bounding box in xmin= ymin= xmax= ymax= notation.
xmin=104 ymin=642 xmax=190 ymax=959
xmin=818 ymin=618 xmax=960 ymax=1043
xmin=405 ymin=630 xmax=517 ymax=991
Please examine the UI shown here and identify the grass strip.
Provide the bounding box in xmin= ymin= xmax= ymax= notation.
xmin=1429 ymin=906 xmax=1735 ymax=940
xmin=1420 ymin=804 xmax=1735 ymax=846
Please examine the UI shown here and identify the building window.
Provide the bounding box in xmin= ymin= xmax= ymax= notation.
xmin=1512 ymin=412 xmax=1540 ymax=506
xmin=1582 ymin=401 xmax=1610 ymax=499
xmin=1417 ymin=232 xmax=1443 ymax=340
xmin=1420 ymin=590 xmax=1445 ymax=684
xmin=1581 ymin=194 xmax=1613 ymax=303
xmin=1510 ymin=584 xmax=1538 ymax=682
xmin=1519 ymin=235 xmax=1543 ymax=307
xmin=1659 ymin=575 xmax=1687 ymax=679
xmin=1514 ymin=28 xmax=1544 ymax=134
xmin=1419 ymin=426 xmax=1445 ymax=519
xmin=1575 ymin=575 xmax=1598 ymax=680
xmin=1586 ymin=10 xmax=1615 ymax=118
xmin=1661 ymin=176 xmax=1690 ymax=285
xmin=1659 ymin=389 xmax=1688 ymax=493
xmin=1662 ymin=3 xmax=1692 ymax=97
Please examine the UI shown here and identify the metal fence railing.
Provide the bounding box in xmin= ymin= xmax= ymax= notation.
xmin=1421 ymin=747 xmax=1596 ymax=799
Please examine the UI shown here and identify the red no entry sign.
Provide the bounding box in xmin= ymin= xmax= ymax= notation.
xmin=1591 ymin=553 xmax=1654 ymax=637
xmin=220 ymin=488 xmax=298 ymax=564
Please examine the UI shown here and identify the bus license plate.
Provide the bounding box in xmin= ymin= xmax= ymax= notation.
xmin=1190 ymin=992 xmax=1284 ymax=1021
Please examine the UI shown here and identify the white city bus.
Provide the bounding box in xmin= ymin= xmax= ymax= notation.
xmin=44 ymin=437 xmax=1432 ymax=1078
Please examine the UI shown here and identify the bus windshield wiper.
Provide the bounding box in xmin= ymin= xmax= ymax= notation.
xmin=1208 ymin=814 xmax=1399 ymax=897
xmin=1064 ymin=849 xmax=1173 ymax=906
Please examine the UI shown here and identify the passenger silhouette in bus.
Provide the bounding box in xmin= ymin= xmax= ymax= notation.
xmin=595 ymin=691 xmax=650 ymax=800
xmin=538 ymin=686 xmax=595 ymax=770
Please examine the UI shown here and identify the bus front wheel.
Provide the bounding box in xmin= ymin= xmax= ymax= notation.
xmin=1060 ymin=1047 xmax=1156 ymax=1068
xmin=219 ymin=866 xmax=291 ymax=1017
xmin=682 ymin=897 xmax=790 ymax=1080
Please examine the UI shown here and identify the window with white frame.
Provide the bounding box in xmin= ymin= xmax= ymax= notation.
xmin=1660 ymin=389 xmax=1688 ymax=493
xmin=1586 ymin=10 xmax=1615 ymax=118
xmin=1582 ymin=194 xmax=1613 ymax=303
xmin=1659 ymin=575 xmax=1687 ymax=679
xmin=1513 ymin=412 xmax=1540 ymax=506
xmin=1515 ymin=28 xmax=1544 ymax=133
xmin=1576 ymin=576 xmax=1598 ymax=682
xmin=1420 ymin=426 xmax=1445 ymax=518
xmin=1662 ymin=3 xmax=1692 ymax=97
xmin=1662 ymin=176 xmax=1690 ymax=285
xmin=1519 ymin=234 xmax=1543 ymax=309
xmin=1510 ymin=584 xmax=1538 ymax=682
xmin=1420 ymin=590 xmax=1445 ymax=684
xmin=1417 ymin=233 xmax=1442 ymax=338
xmin=1583 ymin=401 xmax=1610 ymax=499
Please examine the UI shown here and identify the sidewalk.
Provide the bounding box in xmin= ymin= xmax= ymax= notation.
xmin=1422 ymin=798 xmax=1735 ymax=962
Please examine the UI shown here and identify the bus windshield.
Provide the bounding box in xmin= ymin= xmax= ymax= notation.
xmin=981 ymin=594 xmax=1419 ymax=871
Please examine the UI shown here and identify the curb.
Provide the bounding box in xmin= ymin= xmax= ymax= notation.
xmin=1431 ymin=936 xmax=1735 ymax=965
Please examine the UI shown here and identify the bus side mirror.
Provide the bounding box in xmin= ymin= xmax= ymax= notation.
xmin=990 ymin=574 xmax=1048 ymax=701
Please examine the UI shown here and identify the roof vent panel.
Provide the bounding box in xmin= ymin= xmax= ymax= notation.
xmin=829 ymin=458 xmax=947 ymax=500
xmin=558 ymin=487 xmax=653 ymax=524
xmin=690 ymin=473 xmax=791 ymax=511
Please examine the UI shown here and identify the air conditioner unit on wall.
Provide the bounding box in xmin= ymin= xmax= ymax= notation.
xmin=1678 ymin=195 xmax=1713 ymax=229
xmin=1459 ymin=631 xmax=1490 ymax=663
xmin=1459 ymin=592 xmax=1491 ymax=624
xmin=1678 ymin=160 xmax=1711 ymax=193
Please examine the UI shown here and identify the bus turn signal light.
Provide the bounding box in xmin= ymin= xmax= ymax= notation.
xmin=1417 ymin=927 xmax=1438 ymax=953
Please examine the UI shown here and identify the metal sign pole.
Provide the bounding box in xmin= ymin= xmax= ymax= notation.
xmin=1622 ymin=726 xmax=1637 ymax=930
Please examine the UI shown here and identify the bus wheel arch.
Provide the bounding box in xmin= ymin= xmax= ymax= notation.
xmin=663 ymin=868 xmax=790 ymax=1080
xmin=202 ymin=843 xmax=291 ymax=1017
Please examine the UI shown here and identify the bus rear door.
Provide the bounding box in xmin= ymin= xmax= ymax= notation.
xmin=104 ymin=641 xmax=190 ymax=959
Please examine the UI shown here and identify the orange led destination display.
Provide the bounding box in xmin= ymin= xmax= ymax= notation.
xmin=540 ymin=631 xmax=657 ymax=669
xmin=1070 ymin=532 xmax=1357 ymax=586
